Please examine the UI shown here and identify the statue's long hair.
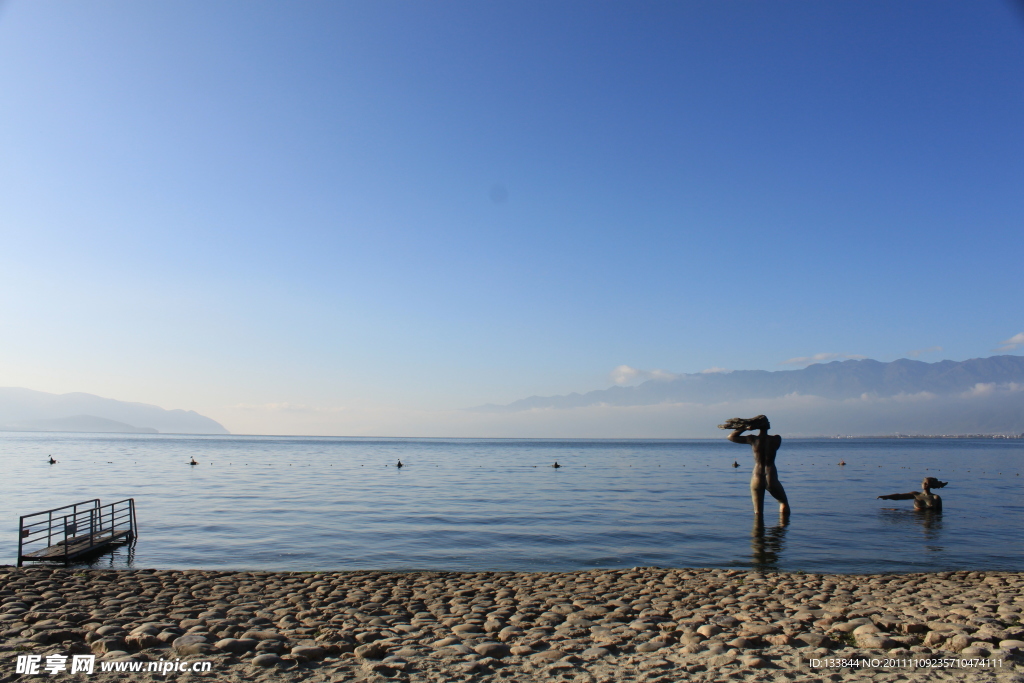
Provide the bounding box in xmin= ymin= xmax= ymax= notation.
xmin=718 ymin=414 xmax=769 ymax=431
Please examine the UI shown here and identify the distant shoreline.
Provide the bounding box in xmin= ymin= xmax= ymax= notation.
xmin=824 ymin=434 xmax=1024 ymax=440
xmin=2 ymin=430 xmax=1022 ymax=440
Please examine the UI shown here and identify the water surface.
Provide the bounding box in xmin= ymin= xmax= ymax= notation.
xmin=1 ymin=433 xmax=1021 ymax=573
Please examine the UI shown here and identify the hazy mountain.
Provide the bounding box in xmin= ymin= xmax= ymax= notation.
xmin=475 ymin=355 xmax=1024 ymax=411
xmin=0 ymin=388 xmax=229 ymax=434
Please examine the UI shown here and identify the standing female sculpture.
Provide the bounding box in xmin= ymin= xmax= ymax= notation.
xmin=720 ymin=415 xmax=791 ymax=519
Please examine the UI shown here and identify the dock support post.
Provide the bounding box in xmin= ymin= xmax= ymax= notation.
xmin=129 ymin=499 xmax=137 ymax=540
xmin=17 ymin=515 xmax=25 ymax=568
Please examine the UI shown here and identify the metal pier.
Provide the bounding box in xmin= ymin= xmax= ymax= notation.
xmin=17 ymin=499 xmax=137 ymax=566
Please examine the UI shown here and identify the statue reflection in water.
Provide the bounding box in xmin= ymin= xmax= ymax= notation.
xmin=750 ymin=517 xmax=788 ymax=572
xmin=877 ymin=508 xmax=944 ymax=550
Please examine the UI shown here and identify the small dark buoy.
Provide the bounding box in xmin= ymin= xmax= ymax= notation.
xmin=397 ymin=460 xmax=403 ymax=469
xmin=189 ymin=458 xmax=198 ymax=466
xmin=48 ymin=456 xmax=57 ymax=465
xmin=552 ymin=462 xmax=561 ymax=468
xmin=732 ymin=461 xmax=739 ymax=468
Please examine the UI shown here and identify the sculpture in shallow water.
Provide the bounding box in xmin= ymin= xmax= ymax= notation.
xmin=720 ymin=414 xmax=791 ymax=520
xmin=878 ymin=477 xmax=947 ymax=512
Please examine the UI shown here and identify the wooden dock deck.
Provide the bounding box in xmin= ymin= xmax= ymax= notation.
xmin=18 ymin=499 xmax=137 ymax=566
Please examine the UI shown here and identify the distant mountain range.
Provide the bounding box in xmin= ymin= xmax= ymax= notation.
xmin=0 ymin=387 xmax=229 ymax=434
xmin=474 ymin=355 xmax=1024 ymax=412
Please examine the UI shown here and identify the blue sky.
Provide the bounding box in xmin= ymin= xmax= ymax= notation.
xmin=1 ymin=1 xmax=1022 ymax=435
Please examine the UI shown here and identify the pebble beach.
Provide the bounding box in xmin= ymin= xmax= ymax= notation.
xmin=2 ymin=566 xmax=1023 ymax=682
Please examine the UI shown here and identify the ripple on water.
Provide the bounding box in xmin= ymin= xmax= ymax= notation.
xmin=1 ymin=433 xmax=1021 ymax=572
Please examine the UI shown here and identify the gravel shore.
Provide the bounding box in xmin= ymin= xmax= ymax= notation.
xmin=2 ymin=565 xmax=1022 ymax=682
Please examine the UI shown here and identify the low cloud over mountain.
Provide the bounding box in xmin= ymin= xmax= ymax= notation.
xmin=469 ymin=356 xmax=1024 ymax=437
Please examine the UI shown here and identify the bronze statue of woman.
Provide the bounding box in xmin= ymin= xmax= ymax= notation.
xmin=720 ymin=415 xmax=790 ymax=519
xmin=878 ymin=477 xmax=947 ymax=511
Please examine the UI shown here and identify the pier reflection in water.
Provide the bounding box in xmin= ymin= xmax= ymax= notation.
xmin=750 ymin=519 xmax=788 ymax=571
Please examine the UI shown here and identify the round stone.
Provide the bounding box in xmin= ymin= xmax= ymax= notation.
xmin=529 ymin=649 xmax=566 ymax=664
xmin=94 ymin=625 xmax=124 ymax=636
xmin=473 ymin=642 xmax=510 ymax=659
xmin=251 ymin=653 xmax=280 ymax=667
xmin=852 ymin=623 xmax=881 ymax=636
xmin=947 ymin=634 xmax=971 ymax=651
xmin=214 ymin=638 xmax=257 ymax=654
xmin=740 ymin=655 xmax=769 ymax=668
xmin=354 ymin=642 xmax=387 ymax=660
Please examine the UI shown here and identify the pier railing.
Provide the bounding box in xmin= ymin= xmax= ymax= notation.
xmin=17 ymin=498 xmax=137 ymax=566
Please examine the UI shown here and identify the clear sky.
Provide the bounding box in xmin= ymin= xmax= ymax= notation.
xmin=1 ymin=1 xmax=1022 ymax=435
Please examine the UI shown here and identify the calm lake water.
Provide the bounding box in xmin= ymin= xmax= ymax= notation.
xmin=1 ymin=433 xmax=1021 ymax=574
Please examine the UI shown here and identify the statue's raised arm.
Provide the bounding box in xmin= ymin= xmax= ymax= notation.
xmin=720 ymin=417 xmax=755 ymax=444
xmin=877 ymin=492 xmax=917 ymax=501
